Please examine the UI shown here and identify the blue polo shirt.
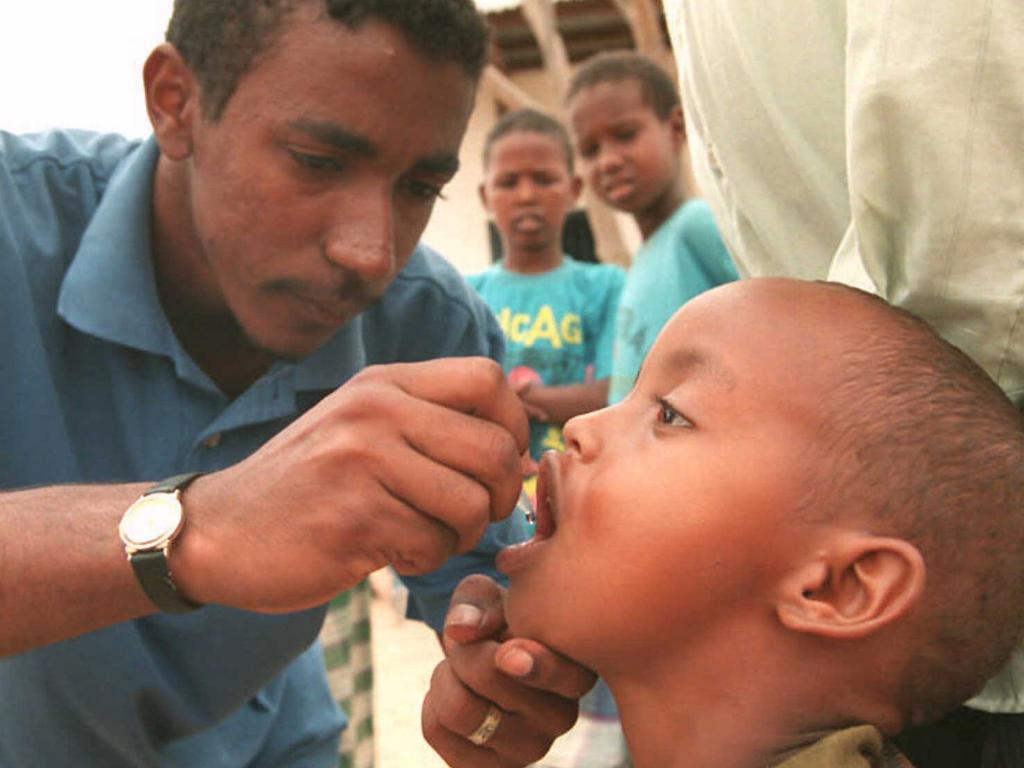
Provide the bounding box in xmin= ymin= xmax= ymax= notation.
xmin=0 ymin=130 xmax=524 ymax=767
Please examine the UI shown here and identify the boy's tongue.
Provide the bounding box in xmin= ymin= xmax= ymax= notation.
xmin=512 ymin=213 xmax=544 ymax=233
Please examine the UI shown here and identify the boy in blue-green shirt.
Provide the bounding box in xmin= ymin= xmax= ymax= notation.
xmin=568 ymin=51 xmax=739 ymax=405
xmin=468 ymin=109 xmax=624 ymax=461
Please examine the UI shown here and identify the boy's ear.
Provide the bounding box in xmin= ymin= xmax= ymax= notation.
xmin=776 ymin=535 xmax=925 ymax=640
xmin=667 ymin=104 xmax=687 ymax=151
xmin=570 ymin=174 xmax=583 ymax=202
xmin=478 ymin=182 xmax=491 ymax=212
xmin=143 ymin=43 xmax=200 ymax=161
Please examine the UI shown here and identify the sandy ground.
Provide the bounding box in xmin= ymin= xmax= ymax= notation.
xmin=370 ymin=574 xmax=448 ymax=768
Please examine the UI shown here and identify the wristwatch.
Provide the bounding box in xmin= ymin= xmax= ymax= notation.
xmin=119 ymin=472 xmax=204 ymax=613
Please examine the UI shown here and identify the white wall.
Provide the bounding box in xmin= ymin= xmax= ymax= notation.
xmin=0 ymin=2 xmax=173 ymax=137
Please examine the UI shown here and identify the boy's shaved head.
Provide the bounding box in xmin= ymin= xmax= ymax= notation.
xmin=483 ymin=108 xmax=575 ymax=172
xmin=798 ymin=283 xmax=1024 ymax=724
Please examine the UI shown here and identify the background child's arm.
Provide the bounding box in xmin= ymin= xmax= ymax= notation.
xmin=514 ymin=378 xmax=610 ymax=425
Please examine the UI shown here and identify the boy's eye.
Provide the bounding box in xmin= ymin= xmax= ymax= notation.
xmin=289 ymin=149 xmax=345 ymax=173
xmin=615 ymin=127 xmax=638 ymax=143
xmin=657 ymin=399 xmax=693 ymax=428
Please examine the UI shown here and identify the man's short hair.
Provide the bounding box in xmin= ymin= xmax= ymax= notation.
xmin=565 ymin=51 xmax=680 ymax=120
xmin=802 ymin=283 xmax=1024 ymax=726
xmin=166 ymin=0 xmax=490 ymax=120
xmin=483 ymin=108 xmax=575 ymax=173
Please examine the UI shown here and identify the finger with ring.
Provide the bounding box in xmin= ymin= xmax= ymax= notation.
xmin=467 ymin=703 xmax=503 ymax=746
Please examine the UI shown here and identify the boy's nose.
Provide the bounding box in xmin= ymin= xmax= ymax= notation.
xmin=514 ymin=179 xmax=538 ymax=201
xmin=596 ymin=144 xmax=624 ymax=174
xmin=563 ymin=410 xmax=602 ymax=462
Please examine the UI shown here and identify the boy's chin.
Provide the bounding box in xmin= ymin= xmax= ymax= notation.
xmin=505 ymin=583 xmax=577 ymax=658
xmin=504 ymin=582 xmax=550 ymax=640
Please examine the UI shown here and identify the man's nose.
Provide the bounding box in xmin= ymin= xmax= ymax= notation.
xmin=323 ymin=191 xmax=395 ymax=282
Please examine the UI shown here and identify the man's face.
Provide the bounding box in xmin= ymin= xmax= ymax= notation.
xmin=500 ymin=281 xmax=831 ymax=675
xmin=568 ymin=79 xmax=681 ymax=216
xmin=181 ymin=11 xmax=476 ymax=359
xmin=480 ymin=131 xmax=580 ymax=259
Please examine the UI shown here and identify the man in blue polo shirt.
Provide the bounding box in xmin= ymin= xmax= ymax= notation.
xmin=0 ymin=1 xmax=592 ymax=766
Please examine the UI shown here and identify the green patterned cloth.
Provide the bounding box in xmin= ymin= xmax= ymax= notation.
xmin=321 ymin=580 xmax=375 ymax=768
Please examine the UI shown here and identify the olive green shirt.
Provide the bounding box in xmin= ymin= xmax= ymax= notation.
xmin=778 ymin=726 xmax=913 ymax=768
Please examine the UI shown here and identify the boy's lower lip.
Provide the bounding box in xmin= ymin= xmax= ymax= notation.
xmin=605 ymin=183 xmax=633 ymax=201
xmin=497 ymin=535 xmax=552 ymax=575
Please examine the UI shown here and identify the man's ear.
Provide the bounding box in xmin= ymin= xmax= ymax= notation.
xmin=143 ymin=43 xmax=200 ymax=161
xmin=776 ymin=536 xmax=925 ymax=640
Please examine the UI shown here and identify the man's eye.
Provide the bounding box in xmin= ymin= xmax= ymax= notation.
xmin=405 ymin=179 xmax=446 ymax=202
xmin=657 ymin=399 xmax=692 ymax=427
xmin=290 ymin=150 xmax=344 ymax=172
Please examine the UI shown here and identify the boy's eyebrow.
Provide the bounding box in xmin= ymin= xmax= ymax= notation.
xmin=287 ymin=119 xmax=461 ymax=177
xmin=664 ymin=348 xmax=736 ymax=389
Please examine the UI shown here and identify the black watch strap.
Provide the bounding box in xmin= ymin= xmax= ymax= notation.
xmin=130 ymin=472 xmax=204 ymax=614
xmin=131 ymin=549 xmax=202 ymax=614
xmin=144 ymin=472 xmax=203 ymax=497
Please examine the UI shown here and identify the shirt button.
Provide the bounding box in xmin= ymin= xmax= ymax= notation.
xmin=202 ymin=433 xmax=222 ymax=449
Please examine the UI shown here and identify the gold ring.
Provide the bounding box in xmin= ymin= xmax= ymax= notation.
xmin=467 ymin=704 xmax=503 ymax=746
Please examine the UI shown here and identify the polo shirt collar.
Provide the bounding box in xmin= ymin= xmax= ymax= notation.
xmin=58 ymin=137 xmax=172 ymax=358
xmin=58 ymin=136 xmax=366 ymax=395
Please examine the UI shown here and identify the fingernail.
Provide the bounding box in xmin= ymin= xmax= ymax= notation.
xmin=446 ymin=604 xmax=483 ymax=629
xmin=498 ymin=647 xmax=534 ymax=677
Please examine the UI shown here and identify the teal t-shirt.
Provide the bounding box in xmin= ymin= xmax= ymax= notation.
xmin=608 ymin=199 xmax=739 ymax=404
xmin=467 ymin=257 xmax=625 ymax=458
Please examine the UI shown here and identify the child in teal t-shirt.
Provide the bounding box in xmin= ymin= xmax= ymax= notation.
xmin=467 ymin=109 xmax=624 ymax=461
xmin=568 ymin=51 xmax=739 ymax=406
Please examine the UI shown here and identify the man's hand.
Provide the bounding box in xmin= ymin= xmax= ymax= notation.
xmin=172 ymin=357 xmax=528 ymax=612
xmin=422 ymin=575 xmax=597 ymax=767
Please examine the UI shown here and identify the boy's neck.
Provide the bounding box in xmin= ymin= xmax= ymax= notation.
xmin=635 ymin=177 xmax=689 ymax=241
xmin=604 ymin=627 xmax=865 ymax=768
xmin=502 ymin=247 xmax=564 ymax=275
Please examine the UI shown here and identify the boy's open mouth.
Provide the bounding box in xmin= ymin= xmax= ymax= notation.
xmin=497 ymin=451 xmax=561 ymax=575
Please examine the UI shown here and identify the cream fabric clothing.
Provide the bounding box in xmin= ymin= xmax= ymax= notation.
xmin=665 ymin=0 xmax=1024 ymax=713
xmin=666 ymin=0 xmax=1024 ymax=407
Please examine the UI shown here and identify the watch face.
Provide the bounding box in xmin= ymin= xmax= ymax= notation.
xmin=119 ymin=494 xmax=183 ymax=549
